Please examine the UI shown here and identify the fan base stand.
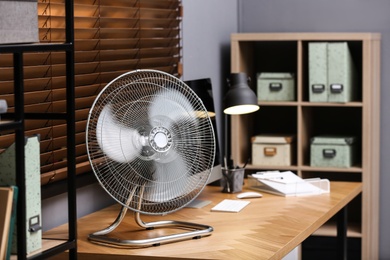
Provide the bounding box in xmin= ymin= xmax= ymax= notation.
xmin=88 ymin=205 xmax=213 ymax=248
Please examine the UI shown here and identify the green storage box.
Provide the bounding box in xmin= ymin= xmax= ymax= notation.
xmin=0 ymin=136 xmax=42 ymax=254
xmin=310 ymin=136 xmax=356 ymax=168
xmin=308 ymin=42 xmax=357 ymax=103
xmin=257 ymin=73 xmax=295 ymax=101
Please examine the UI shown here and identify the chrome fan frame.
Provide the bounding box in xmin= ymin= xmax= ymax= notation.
xmin=86 ymin=69 xmax=215 ymax=248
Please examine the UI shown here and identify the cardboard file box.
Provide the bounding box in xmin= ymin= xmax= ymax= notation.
xmin=252 ymin=135 xmax=294 ymax=166
xmin=0 ymin=0 xmax=39 ymax=44
xmin=0 ymin=136 xmax=42 ymax=254
xmin=257 ymin=73 xmax=295 ymax=101
xmin=309 ymin=42 xmax=357 ymax=103
xmin=310 ymin=136 xmax=356 ymax=168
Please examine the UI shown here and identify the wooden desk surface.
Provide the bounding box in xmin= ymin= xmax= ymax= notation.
xmin=47 ymin=181 xmax=362 ymax=260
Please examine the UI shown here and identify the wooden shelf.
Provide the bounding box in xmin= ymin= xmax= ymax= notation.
xmin=10 ymin=239 xmax=67 ymax=260
xmin=300 ymin=165 xmax=362 ymax=173
xmin=258 ymin=101 xmax=363 ymax=107
xmin=230 ymin=32 xmax=380 ymax=259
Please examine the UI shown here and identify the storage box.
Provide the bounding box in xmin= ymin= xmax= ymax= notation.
xmin=310 ymin=136 xmax=356 ymax=168
xmin=252 ymin=135 xmax=294 ymax=166
xmin=257 ymin=73 xmax=295 ymax=101
xmin=0 ymin=0 xmax=39 ymax=44
xmin=0 ymin=136 xmax=42 ymax=254
xmin=308 ymin=42 xmax=357 ymax=103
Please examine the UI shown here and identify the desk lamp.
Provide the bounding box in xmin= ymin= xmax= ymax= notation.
xmin=223 ymin=73 xmax=259 ymax=115
xmin=223 ymin=72 xmax=259 ymax=169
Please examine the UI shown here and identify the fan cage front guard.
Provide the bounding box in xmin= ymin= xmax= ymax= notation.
xmin=86 ymin=70 xmax=216 ymax=248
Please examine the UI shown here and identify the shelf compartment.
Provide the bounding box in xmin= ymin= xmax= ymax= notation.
xmin=301 ymin=40 xmax=363 ymax=103
xmin=301 ymin=106 xmax=362 ymax=167
xmin=253 ymin=106 xmax=298 ymax=169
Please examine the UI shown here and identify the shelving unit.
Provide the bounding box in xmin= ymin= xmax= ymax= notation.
xmin=0 ymin=0 xmax=76 ymax=259
xmin=230 ymin=33 xmax=380 ymax=259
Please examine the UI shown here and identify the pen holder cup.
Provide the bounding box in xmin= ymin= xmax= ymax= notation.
xmin=221 ymin=168 xmax=245 ymax=193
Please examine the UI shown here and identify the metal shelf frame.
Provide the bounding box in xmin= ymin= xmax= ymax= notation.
xmin=0 ymin=0 xmax=77 ymax=259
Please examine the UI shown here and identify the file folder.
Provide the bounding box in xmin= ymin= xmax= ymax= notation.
xmin=327 ymin=42 xmax=357 ymax=102
xmin=309 ymin=42 xmax=328 ymax=102
xmin=0 ymin=136 xmax=41 ymax=254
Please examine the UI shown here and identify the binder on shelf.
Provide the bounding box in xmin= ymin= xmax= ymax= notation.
xmin=248 ymin=171 xmax=330 ymax=197
xmin=309 ymin=42 xmax=357 ymax=103
xmin=0 ymin=136 xmax=42 ymax=254
xmin=309 ymin=42 xmax=328 ymax=102
xmin=327 ymin=42 xmax=357 ymax=103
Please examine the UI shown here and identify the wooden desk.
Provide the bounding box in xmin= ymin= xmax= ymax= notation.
xmin=47 ymin=181 xmax=361 ymax=260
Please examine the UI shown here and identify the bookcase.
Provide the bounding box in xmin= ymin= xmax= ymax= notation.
xmin=230 ymin=33 xmax=380 ymax=259
xmin=0 ymin=0 xmax=77 ymax=259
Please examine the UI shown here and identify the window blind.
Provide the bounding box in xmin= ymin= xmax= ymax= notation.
xmin=0 ymin=0 xmax=182 ymax=185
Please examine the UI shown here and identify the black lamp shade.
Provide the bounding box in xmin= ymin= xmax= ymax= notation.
xmin=223 ymin=73 xmax=259 ymax=115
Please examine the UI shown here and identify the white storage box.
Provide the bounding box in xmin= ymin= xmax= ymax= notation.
xmin=257 ymin=73 xmax=295 ymax=101
xmin=0 ymin=0 xmax=39 ymax=44
xmin=252 ymin=135 xmax=294 ymax=166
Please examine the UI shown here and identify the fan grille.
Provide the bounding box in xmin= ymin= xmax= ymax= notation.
xmin=86 ymin=70 xmax=216 ymax=215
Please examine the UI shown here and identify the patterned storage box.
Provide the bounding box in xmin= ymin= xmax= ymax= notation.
xmin=252 ymin=135 xmax=294 ymax=166
xmin=310 ymin=136 xmax=356 ymax=168
xmin=0 ymin=136 xmax=42 ymax=254
xmin=257 ymin=73 xmax=295 ymax=101
xmin=0 ymin=0 xmax=39 ymax=44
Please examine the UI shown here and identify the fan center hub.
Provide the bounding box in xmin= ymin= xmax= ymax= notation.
xmin=149 ymin=126 xmax=172 ymax=152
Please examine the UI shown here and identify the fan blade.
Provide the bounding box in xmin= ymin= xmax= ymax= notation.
xmin=96 ymin=105 xmax=142 ymax=163
xmin=148 ymin=88 xmax=196 ymax=127
xmin=143 ymin=154 xmax=193 ymax=202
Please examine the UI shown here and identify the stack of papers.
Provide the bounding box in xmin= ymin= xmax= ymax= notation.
xmin=211 ymin=199 xmax=250 ymax=213
xmin=248 ymin=171 xmax=330 ymax=197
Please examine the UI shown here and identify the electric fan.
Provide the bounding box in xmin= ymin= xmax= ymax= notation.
xmin=86 ymin=69 xmax=216 ymax=248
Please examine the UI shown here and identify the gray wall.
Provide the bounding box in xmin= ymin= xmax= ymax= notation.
xmin=181 ymin=0 xmax=238 ymax=149
xmin=238 ymin=0 xmax=390 ymax=258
